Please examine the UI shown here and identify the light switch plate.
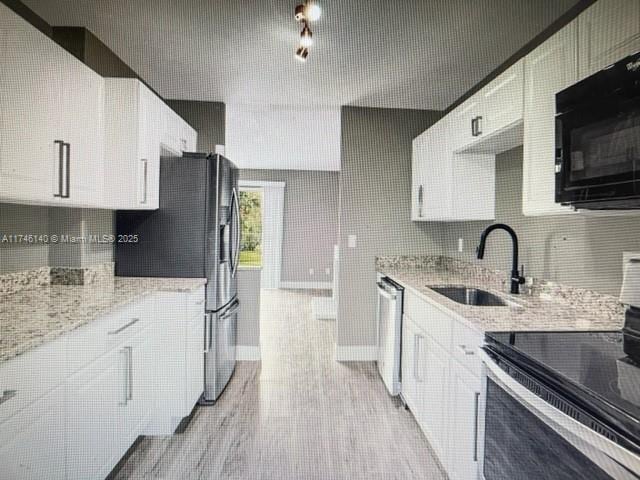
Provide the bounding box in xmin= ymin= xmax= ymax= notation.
xmin=348 ymin=235 xmax=357 ymax=248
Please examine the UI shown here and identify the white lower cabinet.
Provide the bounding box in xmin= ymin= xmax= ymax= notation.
xmin=0 ymin=385 xmax=66 ymax=480
xmin=446 ymin=361 xmax=482 ymax=480
xmin=65 ymin=345 xmax=133 ymax=480
xmin=0 ymin=288 xmax=203 ymax=480
xmin=185 ymin=311 xmax=206 ymax=411
xmin=419 ymin=335 xmax=450 ymax=461
xmin=401 ymin=289 xmax=483 ymax=480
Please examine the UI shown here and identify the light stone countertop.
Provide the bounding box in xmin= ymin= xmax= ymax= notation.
xmin=377 ymin=256 xmax=625 ymax=334
xmin=0 ymin=277 xmax=206 ymax=364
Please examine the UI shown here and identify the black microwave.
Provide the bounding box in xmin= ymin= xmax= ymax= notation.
xmin=556 ymin=51 xmax=640 ymax=209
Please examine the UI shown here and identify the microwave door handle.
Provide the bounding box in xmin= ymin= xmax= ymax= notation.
xmin=481 ymin=350 xmax=640 ymax=476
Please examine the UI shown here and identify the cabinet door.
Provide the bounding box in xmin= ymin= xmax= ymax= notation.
xmin=0 ymin=385 xmax=66 ymax=480
xmin=578 ymin=0 xmax=640 ymax=79
xmin=523 ymin=22 xmax=577 ymax=216
xmin=451 ymin=96 xmax=482 ymax=152
xmin=401 ymin=315 xmax=419 ymax=411
xmin=185 ymin=313 xmax=205 ymax=411
xmin=59 ymin=56 xmax=105 ymax=207
xmin=0 ymin=3 xmax=64 ymax=204
xmin=65 ymin=347 xmax=130 ymax=480
xmin=481 ymin=59 xmax=524 ymax=137
xmin=138 ymin=85 xmax=162 ymax=209
xmin=411 ymin=134 xmax=427 ymax=220
xmin=419 ymin=335 xmax=450 ymax=460
xmin=446 ymin=363 xmax=481 ymax=480
xmin=122 ymin=330 xmax=157 ymax=439
xmin=416 ymin=119 xmax=453 ymax=220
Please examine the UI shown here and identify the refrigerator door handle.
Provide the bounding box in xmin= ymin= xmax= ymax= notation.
xmin=204 ymin=313 xmax=211 ymax=353
xmin=220 ymin=300 xmax=240 ymax=320
xmin=230 ymin=187 xmax=241 ymax=277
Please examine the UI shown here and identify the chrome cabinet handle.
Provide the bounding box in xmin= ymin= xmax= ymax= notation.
xmin=471 ymin=117 xmax=476 ymax=136
xmin=418 ymin=184 xmax=424 ymax=218
xmin=414 ymin=334 xmax=424 ymax=383
xmin=119 ymin=346 xmax=132 ymax=406
xmin=0 ymin=389 xmax=17 ymax=405
xmin=476 ymin=116 xmax=483 ymax=136
xmin=457 ymin=344 xmax=476 ymax=356
xmin=54 ymin=140 xmax=64 ymax=197
xmin=204 ymin=314 xmax=211 ymax=353
xmin=140 ymin=159 xmax=148 ymax=204
xmin=127 ymin=346 xmax=133 ymax=401
xmin=63 ymin=142 xmax=70 ymax=198
xmin=473 ymin=391 xmax=480 ymax=462
xmin=108 ymin=318 xmax=140 ymax=335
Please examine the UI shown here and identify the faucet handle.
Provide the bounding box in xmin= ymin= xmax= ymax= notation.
xmin=518 ymin=265 xmax=526 ymax=284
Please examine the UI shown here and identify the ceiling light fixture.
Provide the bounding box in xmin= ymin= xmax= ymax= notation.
xmin=293 ymin=2 xmax=320 ymax=62
xmin=300 ymin=23 xmax=313 ymax=47
xmin=295 ymin=46 xmax=309 ymax=62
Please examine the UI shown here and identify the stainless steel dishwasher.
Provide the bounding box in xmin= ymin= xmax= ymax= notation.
xmin=376 ymin=276 xmax=404 ymax=396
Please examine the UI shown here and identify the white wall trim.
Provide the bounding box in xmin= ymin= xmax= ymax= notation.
xmin=334 ymin=344 xmax=378 ymax=362
xmin=236 ymin=345 xmax=261 ymax=361
xmin=279 ymin=281 xmax=332 ymax=290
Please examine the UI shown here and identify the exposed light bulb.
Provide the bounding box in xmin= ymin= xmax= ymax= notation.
xmin=300 ymin=24 xmax=313 ymax=47
xmin=304 ymin=2 xmax=321 ymax=22
xmin=295 ymin=46 xmax=309 ymax=62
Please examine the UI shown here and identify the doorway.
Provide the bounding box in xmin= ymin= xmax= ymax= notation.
xmin=239 ymin=181 xmax=284 ymax=289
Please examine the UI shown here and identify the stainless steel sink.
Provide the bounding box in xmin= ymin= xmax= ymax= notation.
xmin=428 ymin=286 xmax=512 ymax=307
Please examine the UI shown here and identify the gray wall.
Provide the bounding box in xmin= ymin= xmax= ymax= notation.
xmin=239 ymin=169 xmax=339 ymax=284
xmin=166 ymin=100 xmax=226 ymax=153
xmin=337 ymin=107 xmax=444 ymax=347
xmin=0 ymin=203 xmax=114 ymax=274
xmin=441 ymin=147 xmax=640 ymax=296
xmin=237 ymin=267 xmax=261 ymax=347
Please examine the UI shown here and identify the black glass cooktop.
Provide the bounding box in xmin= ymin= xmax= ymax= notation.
xmin=485 ymin=330 xmax=640 ymax=450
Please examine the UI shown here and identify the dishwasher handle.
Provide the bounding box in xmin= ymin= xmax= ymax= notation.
xmin=377 ymin=282 xmax=398 ymax=301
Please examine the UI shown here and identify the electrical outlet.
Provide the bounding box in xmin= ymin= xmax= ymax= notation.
xmin=348 ymin=235 xmax=357 ymax=248
xmin=309 ymin=268 xmax=315 ymax=276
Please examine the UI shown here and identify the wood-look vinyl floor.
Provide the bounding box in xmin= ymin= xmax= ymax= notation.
xmin=114 ymin=289 xmax=447 ymax=480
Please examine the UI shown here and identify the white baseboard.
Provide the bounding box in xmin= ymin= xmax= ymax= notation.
xmin=236 ymin=345 xmax=261 ymax=361
xmin=335 ymin=344 xmax=378 ymax=362
xmin=279 ymin=281 xmax=332 ymax=290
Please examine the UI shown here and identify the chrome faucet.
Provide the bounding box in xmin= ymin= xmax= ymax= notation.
xmin=477 ymin=223 xmax=525 ymax=294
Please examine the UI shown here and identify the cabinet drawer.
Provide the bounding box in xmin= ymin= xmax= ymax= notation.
xmin=66 ymin=298 xmax=150 ymax=375
xmin=404 ymin=289 xmax=453 ymax=350
xmin=450 ymin=320 xmax=484 ymax=378
xmin=0 ymin=335 xmax=67 ymax=424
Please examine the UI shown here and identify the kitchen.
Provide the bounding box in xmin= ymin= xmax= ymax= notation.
xmin=1 ymin=0 xmax=640 ymax=479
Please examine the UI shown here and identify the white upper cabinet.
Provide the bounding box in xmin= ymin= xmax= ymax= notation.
xmin=577 ymin=0 xmax=640 ymax=80
xmin=412 ymin=116 xmax=495 ymax=221
xmin=0 ymin=3 xmax=105 ymax=208
xmin=104 ymin=79 xmax=197 ymax=210
xmin=480 ymin=59 xmax=525 ymax=141
xmin=522 ymin=22 xmax=578 ymax=216
xmin=452 ymin=60 xmax=524 ymax=155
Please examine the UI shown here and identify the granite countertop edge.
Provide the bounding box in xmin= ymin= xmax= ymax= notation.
xmin=0 ymin=277 xmax=207 ymax=364
xmin=377 ymin=263 xmax=624 ymax=334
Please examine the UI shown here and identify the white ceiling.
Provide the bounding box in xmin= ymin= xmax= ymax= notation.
xmin=24 ymin=0 xmax=578 ymax=111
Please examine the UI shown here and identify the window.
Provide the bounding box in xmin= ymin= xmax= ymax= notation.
xmin=239 ymin=188 xmax=263 ymax=266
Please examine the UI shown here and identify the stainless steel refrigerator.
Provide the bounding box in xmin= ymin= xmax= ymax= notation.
xmin=115 ymin=153 xmax=240 ymax=403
